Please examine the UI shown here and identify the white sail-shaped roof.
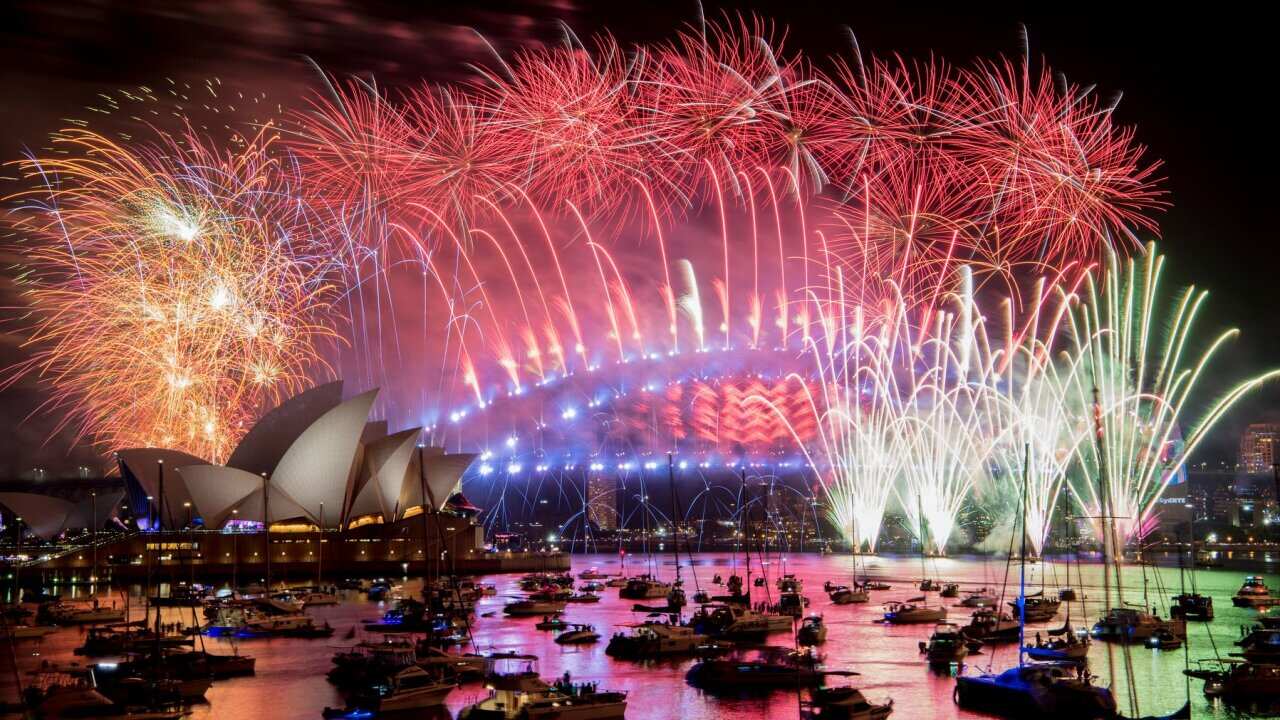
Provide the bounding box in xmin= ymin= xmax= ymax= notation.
xmin=178 ymin=465 xmax=262 ymax=528
xmin=116 ymin=448 xmax=204 ymax=527
xmin=348 ymin=428 xmax=421 ymax=522
xmin=397 ymin=451 xmax=477 ymax=512
xmin=270 ymin=388 xmax=378 ymax=526
xmin=70 ymin=490 xmax=126 ymax=530
xmin=0 ymin=492 xmax=77 ymax=540
xmin=226 ymin=381 xmax=344 ymax=477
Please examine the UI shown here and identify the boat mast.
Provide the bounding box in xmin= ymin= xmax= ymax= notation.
xmin=740 ymin=469 xmax=752 ymax=598
xmin=666 ymin=454 xmax=682 ymax=613
xmin=917 ymin=493 xmax=928 ymax=580
xmin=1018 ymin=443 xmax=1029 ymax=667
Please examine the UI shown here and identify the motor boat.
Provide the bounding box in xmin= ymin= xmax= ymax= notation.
xmin=325 ymin=666 xmax=454 ymax=716
xmin=503 ymin=599 xmax=567 ymax=616
xmin=801 ymin=685 xmax=894 ymax=719
xmin=830 ymin=585 xmax=869 ymax=605
xmin=920 ymin=623 xmax=967 ymax=665
xmin=954 ymin=663 xmax=1118 ymax=719
xmin=458 ymin=654 xmax=627 ymax=719
xmin=940 ymin=583 xmax=960 ymax=598
xmin=778 ymin=574 xmax=805 ymax=593
xmin=686 ymin=647 xmax=847 ymax=691
xmin=578 ymin=567 xmax=609 ymax=580
xmin=1145 ymin=628 xmax=1183 ymax=650
xmin=416 ymin=647 xmax=487 ymax=681
xmin=206 ymin=604 xmax=331 ymax=638
xmin=22 ymin=666 xmax=182 ymax=719
xmin=1186 ymin=658 xmax=1280 ymax=707
xmin=1233 ymin=576 xmax=1278 ymax=608
xmin=962 ymin=610 xmax=1020 ymax=644
xmin=882 ymin=600 xmax=946 ymax=625
xmin=688 ymin=603 xmax=793 ymax=639
xmin=960 ymin=589 xmax=997 ymax=608
xmin=1259 ymin=606 xmax=1280 ymax=629
xmin=797 ymin=615 xmax=828 ymax=646
xmin=535 ymin=615 xmax=569 ymax=631
xmin=148 ymin=583 xmax=209 ymax=607
xmin=1235 ymin=627 xmax=1280 ymax=662
xmin=1170 ymin=592 xmax=1214 ymax=621
xmin=75 ymin=624 xmax=192 ymax=657
xmin=1009 ymin=596 xmax=1060 ymax=622
xmin=566 ymin=592 xmax=601 ymax=604
xmin=606 ymin=622 xmax=712 ymax=658
xmin=38 ymin=601 xmax=126 ymax=625
xmin=773 ymin=590 xmax=810 ymax=617
xmin=619 ymin=575 xmax=671 ymax=600
xmin=579 ymin=581 xmax=604 ymax=592
xmin=1024 ymin=621 xmax=1090 ymax=662
xmin=5 ymin=624 xmax=57 ymax=640
xmin=1090 ymin=607 xmax=1186 ymax=644
xmin=861 ymin=579 xmax=891 ymax=591
xmin=919 ymin=579 xmax=941 ymax=592
xmin=1058 ymin=587 xmax=1078 ymax=602
xmin=329 ymin=636 xmax=418 ymax=688
xmin=604 ymin=576 xmax=628 ymax=588
xmin=555 ymin=624 xmax=601 ymax=645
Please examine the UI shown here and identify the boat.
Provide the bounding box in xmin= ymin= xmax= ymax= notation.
xmin=801 ymin=685 xmax=894 ymax=720
xmin=862 ymin=580 xmax=891 ymax=591
xmin=882 ymin=600 xmax=946 ymax=625
xmin=22 ymin=666 xmax=183 ymax=719
xmin=38 ymin=601 xmax=126 ymax=625
xmin=300 ymin=590 xmax=341 ymax=607
xmin=180 ymin=649 xmax=256 ymax=678
xmin=148 ymin=583 xmax=209 ymax=607
xmin=75 ymin=624 xmax=192 ymax=656
xmin=830 ymin=585 xmax=869 ymax=605
xmin=940 ymin=583 xmax=960 ymax=598
xmin=605 ymin=622 xmax=711 ymax=658
xmin=604 ymin=576 xmax=628 ymax=588
xmin=962 ymin=609 xmax=1021 ymax=643
xmin=579 ymin=581 xmax=604 ymax=592
xmin=1233 ymin=576 xmax=1279 ymax=608
xmin=330 ymin=666 xmax=454 ymax=716
xmin=1259 ymin=606 xmax=1280 ymax=629
xmin=1169 ymin=592 xmax=1213 ymax=621
xmin=773 ymin=590 xmax=810 ymax=617
xmin=618 ymin=575 xmax=670 ymax=600
xmin=688 ymin=603 xmax=793 ymax=639
xmin=797 ymin=615 xmax=828 ymax=646
xmin=778 ymin=574 xmax=805 ymax=593
xmin=1090 ymin=607 xmax=1186 ymax=644
xmin=4 ymin=623 xmax=57 ymax=640
xmin=919 ymin=579 xmax=941 ymax=592
xmin=503 ymin=599 xmax=567 ymax=616
xmin=1009 ymin=596 xmax=1060 ymax=622
xmin=578 ymin=568 xmax=609 ymax=580
xmin=1235 ymin=627 xmax=1280 ymax=662
xmin=1058 ymin=587 xmax=1078 ymax=602
xmin=920 ymin=622 xmax=967 ymax=665
xmin=954 ymin=663 xmax=1118 ymax=719
xmin=1024 ymin=628 xmax=1091 ymax=662
xmin=555 ymin=624 xmax=601 ymax=645
xmin=960 ymin=590 xmax=997 ymax=608
xmin=1145 ymin=628 xmax=1183 ymax=650
xmin=329 ymin=636 xmax=418 ymax=687
xmin=686 ymin=647 xmax=850 ymax=691
xmin=1186 ymin=658 xmax=1280 ymax=707
xmin=535 ymin=615 xmax=569 ymax=631
xmin=205 ymin=604 xmax=331 ymax=638
xmin=566 ymin=592 xmax=601 ymax=603
xmin=458 ymin=654 xmax=626 ymax=719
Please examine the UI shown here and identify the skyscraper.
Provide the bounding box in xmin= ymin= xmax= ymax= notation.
xmin=1239 ymin=423 xmax=1280 ymax=473
xmin=586 ymin=474 xmax=619 ymax=531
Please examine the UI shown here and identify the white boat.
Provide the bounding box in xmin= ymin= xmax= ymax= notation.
xmin=1090 ymin=607 xmax=1186 ymax=643
xmin=38 ymin=602 xmax=126 ymax=625
xmin=578 ymin=567 xmax=609 ymax=580
xmin=1233 ymin=576 xmax=1279 ymax=608
xmin=458 ymin=654 xmax=626 ymax=719
xmin=960 ymin=590 xmax=998 ymax=608
xmin=830 ymin=586 xmax=869 ymax=604
xmin=5 ymin=624 xmax=57 ymax=640
xmin=366 ymin=666 xmax=455 ymax=711
xmin=689 ymin=603 xmax=793 ymax=638
xmin=555 ymin=624 xmax=601 ymax=645
xmin=300 ymin=591 xmax=340 ymax=606
xmin=882 ymin=601 xmax=946 ymax=624
xmin=207 ymin=605 xmax=329 ymax=637
xmin=604 ymin=577 xmax=628 ymax=588
xmin=802 ymin=686 xmax=894 ymax=719
xmin=619 ymin=575 xmax=670 ymax=599
xmin=504 ymin=599 xmax=567 ymax=616
xmin=606 ymin=622 xmax=710 ymax=658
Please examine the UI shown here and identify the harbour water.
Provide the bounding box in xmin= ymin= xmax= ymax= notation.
xmin=3 ymin=552 xmax=1274 ymax=718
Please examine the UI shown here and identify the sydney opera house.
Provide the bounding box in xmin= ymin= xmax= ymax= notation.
xmin=1 ymin=382 xmax=565 ymax=580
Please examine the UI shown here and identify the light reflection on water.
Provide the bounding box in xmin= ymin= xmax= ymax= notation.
xmin=2 ymin=553 xmax=1274 ymax=718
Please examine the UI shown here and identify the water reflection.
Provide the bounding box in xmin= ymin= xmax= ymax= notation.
xmin=2 ymin=553 xmax=1273 ymax=718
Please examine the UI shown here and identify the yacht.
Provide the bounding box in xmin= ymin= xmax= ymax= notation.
xmin=1233 ymin=576 xmax=1278 ymax=608
xmin=1024 ymin=627 xmax=1090 ymax=662
xmin=1187 ymin=659 xmax=1280 ymax=706
xmin=961 ymin=610 xmax=1020 ymax=643
xmin=503 ymin=599 xmax=567 ymax=616
xmin=606 ymin=622 xmax=711 ymax=658
xmin=1259 ymin=606 xmax=1280 ymax=629
xmin=882 ymin=601 xmax=946 ymax=625
xmin=329 ymin=636 xmax=418 ymax=687
xmin=458 ymin=654 xmax=626 ymax=719
xmin=686 ymin=647 xmax=837 ymax=691
xmin=801 ymin=686 xmax=894 ymax=719
xmin=566 ymin=592 xmax=601 ymax=604
xmin=619 ymin=575 xmax=671 ymax=600
xmin=38 ymin=601 xmax=126 ymax=625
xmin=797 ymin=615 xmax=828 ymax=646
xmin=955 ymin=664 xmax=1117 ymax=719
xmin=1170 ymin=592 xmax=1214 ymax=621
xmin=579 ymin=567 xmax=609 ymax=580
xmin=689 ymin=603 xmax=793 ymax=639
xmin=1090 ymin=607 xmax=1186 ymax=644
xmin=417 ymin=647 xmax=487 ymax=681
xmin=22 ymin=667 xmax=182 ymax=719
xmin=960 ymin=590 xmax=997 ymax=608
xmin=206 ymin=604 xmax=330 ymax=637
xmin=555 ymin=624 xmax=601 ymax=645
xmin=940 ymin=583 xmax=960 ymax=598
xmin=778 ymin=575 xmax=805 ymax=593
xmin=830 ymin=585 xmax=869 ymax=605
xmin=1009 ymin=596 xmax=1060 ymax=622
xmin=920 ymin=623 xmax=967 ymax=664
xmin=1235 ymin=627 xmax=1280 ymax=662
xmin=326 ymin=666 xmax=454 ymax=715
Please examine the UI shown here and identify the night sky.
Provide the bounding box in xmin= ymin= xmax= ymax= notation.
xmin=1 ymin=1 xmax=1274 ymax=476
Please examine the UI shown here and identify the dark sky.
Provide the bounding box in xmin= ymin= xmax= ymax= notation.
xmin=0 ymin=1 xmax=1275 ymax=476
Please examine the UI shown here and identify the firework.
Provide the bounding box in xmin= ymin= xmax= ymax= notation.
xmin=1061 ymin=243 xmax=1280 ymax=541
xmin=5 ymin=125 xmax=336 ymax=462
